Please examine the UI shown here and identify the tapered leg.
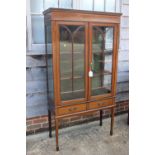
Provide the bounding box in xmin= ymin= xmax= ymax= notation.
xmin=110 ymin=107 xmax=115 ymax=136
xmin=100 ymin=110 xmax=103 ymax=126
xmin=48 ymin=110 xmax=52 ymax=138
xmin=55 ymin=118 xmax=59 ymax=151
xmin=127 ymin=109 xmax=129 ymax=125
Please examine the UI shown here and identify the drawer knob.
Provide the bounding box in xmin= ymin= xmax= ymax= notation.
xmin=97 ymin=102 xmax=106 ymax=107
xmin=68 ymin=107 xmax=77 ymax=112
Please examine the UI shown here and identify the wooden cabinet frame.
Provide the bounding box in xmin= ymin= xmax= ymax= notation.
xmin=44 ymin=8 xmax=121 ymax=151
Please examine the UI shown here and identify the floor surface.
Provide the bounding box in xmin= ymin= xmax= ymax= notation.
xmin=27 ymin=114 xmax=129 ymax=155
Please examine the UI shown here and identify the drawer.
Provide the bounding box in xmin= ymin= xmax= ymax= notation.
xmin=88 ymin=98 xmax=113 ymax=110
xmin=57 ymin=104 xmax=86 ymax=116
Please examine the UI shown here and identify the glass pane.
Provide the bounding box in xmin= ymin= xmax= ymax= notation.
xmin=79 ymin=0 xmax=93 ymax=10
xmin=46 ymin=23 xmax=52 ymax=54
xmin=91 ymin=26 xmax=114 ymax=96
xmin=74 ymin=26 xmax=85 ymax=78
xmin=105 ymin=27 xmax=114 ymax=50
xmin=94 ymin=0 xmax=105 ymax=11
xmin=30 ymin=0 xmax=43 ymax=13
xmin=105 ymin=0 xmax=115 ymax=12
xmin=44 ymin=0 xmax=58 ymax=10
xmin=60 ymin=53 xmax=72 ymax=78
xmin=59 ymin=0 xmax=72 ymax=8
xmin=45 ymin=23 xmax=54 ymax=101
xmin=104 ymin=55 xmax=113 ymax=71
xmin=60 ymin=25 xmax=85 ymax=101
xmin=47 ymin=56 xmax=54 ymax=100
xmin=31 ymin=15 xmax=45 ymax=44
xmin=92 ymin=75 xmax=112 ymax=95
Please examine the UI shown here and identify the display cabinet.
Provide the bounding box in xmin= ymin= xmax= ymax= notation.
xmin=43 ymin=8 xmax=121 ymax=151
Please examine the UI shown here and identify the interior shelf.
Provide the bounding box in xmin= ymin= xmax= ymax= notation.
xmin=60 ymin=51 xmax=82 ymax=54
xmin=97 ymin=60 xmax=112 ymax=63
xmin=60 ymin=50 xmax=113 ymax=55
xmin=91 ymin=86 xmax=111 ymax=96
xmin=61 ymin=87 xmax=111 ymax=100
xmin=60 ymin=86 xmax=111 ymax=100
xmin=93 ymin=70 xmax=111 ymax=76
xmin=61 ymin=75 xmax=84 ymax=80
xmin=93 ymin=50 xmax=113 ymax=55
xmin=60 ymin=70 xmax=111 ymax=80
xmin=61 ymin=89 xmax=84 ymax=95
xmin=61 ymin=86 xmax=111 ymax=95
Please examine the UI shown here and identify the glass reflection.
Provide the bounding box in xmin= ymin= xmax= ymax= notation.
xmin=59 ymin=25 xmax=85 ymax=100
xmin=91 ymin=26 xmax=114 ymax=96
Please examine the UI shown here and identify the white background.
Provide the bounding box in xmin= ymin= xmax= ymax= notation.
xmin=0 ymin=0 xmax=155 ymax=154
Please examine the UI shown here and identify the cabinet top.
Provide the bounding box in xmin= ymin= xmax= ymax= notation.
xmin=43 ymin=8 xmax=122 ymax=16
xmin=43 ymin=8 xmax=122 ymax=23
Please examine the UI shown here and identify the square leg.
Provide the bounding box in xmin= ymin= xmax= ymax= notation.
xmin=100 ymin=110 xmax=103 ymax=126
xmin=48 ymin=110 xmax=52 ymax=138
xmin=55 ymin=118 xmax=59 ymax=151
xmin=110 ymin=107 xmax=115 ymax=136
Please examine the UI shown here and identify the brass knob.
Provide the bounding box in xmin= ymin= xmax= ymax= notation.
xmin=73 ymin=107 xmax=77 ymax=111
xmin=97 ymin=103 xmax=102 ymax=107
xmin=68 ymin=107 xmax=77 ymax=112
xmin=97 ymin=102 xmax=106 ymax=107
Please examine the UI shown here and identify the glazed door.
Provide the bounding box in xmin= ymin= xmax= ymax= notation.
xmin=89 ymin=23 xmax=117 ymax=99
xmin=56 ymin=22 xmax=88 ymax=104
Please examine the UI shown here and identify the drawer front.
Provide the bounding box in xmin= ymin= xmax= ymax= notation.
xmin=88 ymin=98 xmax=113 ymax=110
xmin=57 ymin=104 xmax=86 ymax=116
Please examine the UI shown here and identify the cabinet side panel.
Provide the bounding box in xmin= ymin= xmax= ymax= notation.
xmin=45 ymin=21 xmax=54 ymax=111
xmin=113 ymin=24 xmax=120 ymax=97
